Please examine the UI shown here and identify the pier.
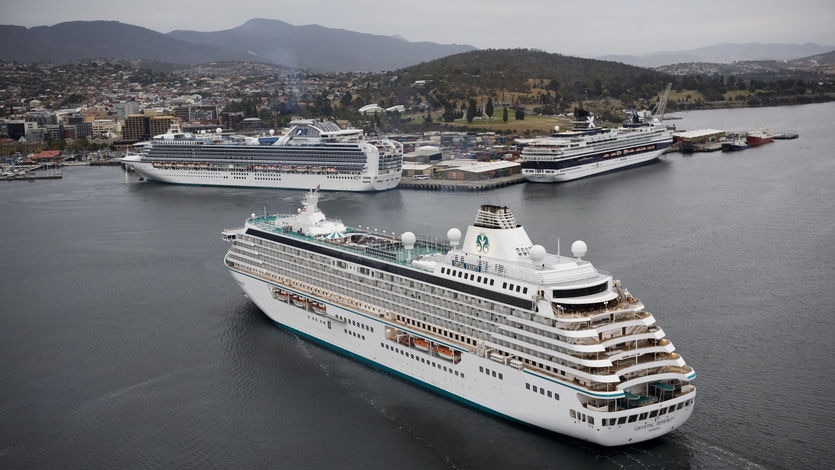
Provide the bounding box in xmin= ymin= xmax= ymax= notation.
xmin=1 ymin=164 xmax=63 ymax=181
xmin=397 ymin=174 xmax=525 ymax=191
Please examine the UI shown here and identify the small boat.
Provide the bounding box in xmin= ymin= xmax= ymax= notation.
xmin=291 ymin=295 xmax=308 ymax=308
xmin=745 ymin=130 xmax=774 ymax=146
xmin=437 ymin=346 xmax=456 ymax=361
xmin=272 ymin=288 xmax=290 ymax=301
xmin=773 ymin=132 xmax=799 ymax=140
xmin=413 ymin=338 xmax=429 ymax=352
xmin=722 ymin=139 xmax=749 ymax=151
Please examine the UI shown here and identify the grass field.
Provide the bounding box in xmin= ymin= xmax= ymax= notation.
xmin=409 ymin=113 xmax=574 ymax=136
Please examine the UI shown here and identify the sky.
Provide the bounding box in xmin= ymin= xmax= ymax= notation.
xmin=3 ymin=0 xmax=835 ymax=57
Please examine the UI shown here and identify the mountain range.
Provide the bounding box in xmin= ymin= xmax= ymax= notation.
xmin=0 ymin=19 xmax=475 ymax=72
xmin=596 ymin=42 xmax=835 ymax=68
xmin=1 ymin=20 xmax=832 ymax=72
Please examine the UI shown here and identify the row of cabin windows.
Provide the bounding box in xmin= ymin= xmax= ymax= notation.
xmin=347 ymin=318 xmax=373 ymax=333
xmin=568 ymin=398 xmax=695 ymax=428
xmin=439 ymin=266 xmax=528 ymax=295
xmin=598 ymin=398 xmax=694 ymax=427
xmin=479 ymin=365 xmax=503 ymax=380
xmin=526 ymin=382 xmax=560 ymax=401
xmin=344 ymin=329 xmax=365 ymax=340
xmin=441 ymin=266 xmax=495 ymax=286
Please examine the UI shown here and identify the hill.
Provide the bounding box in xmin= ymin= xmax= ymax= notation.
xmin=392 ymin=49 xmax=672 ymax=118
xmin=168 ymin=19 xmax=475 ymax=72
xmin=598 ymin=42 xmax=835 ymax=67
xmin=0 ymin=21 xmax=254 ymax=64
xmin=0 ymin=20 xmax=475 ymax=72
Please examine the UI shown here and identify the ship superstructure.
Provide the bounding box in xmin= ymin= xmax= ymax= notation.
xmin=222 ymin=190 xmax=696 ymax=446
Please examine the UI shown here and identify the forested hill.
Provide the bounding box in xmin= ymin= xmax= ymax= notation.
xmin=397 ymin=49 xmax=671 ymax=104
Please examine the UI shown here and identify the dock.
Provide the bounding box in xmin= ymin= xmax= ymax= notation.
xmin=397 ymin=174 xmax=525 ymax=191
xmin=1 ymin=172 xmax=63 ymax=181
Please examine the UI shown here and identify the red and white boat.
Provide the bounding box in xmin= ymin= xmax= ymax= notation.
xmin=745 ymin=130 xmax=775 ymax=146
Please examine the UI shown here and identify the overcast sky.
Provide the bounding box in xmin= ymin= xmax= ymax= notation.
xmin=3 ymin=0 xmax=834 ymax=57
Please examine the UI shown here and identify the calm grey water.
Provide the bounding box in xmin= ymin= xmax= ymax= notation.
xmin=2 ymin=103 xmax=834 ymax=469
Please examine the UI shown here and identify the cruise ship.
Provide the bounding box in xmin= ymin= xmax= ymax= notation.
xmin=121 ymin=120 xmax=403 ymax=191
xmin=222 ymin=190 xmax=696 ymax=446
xmin=518 ymin=114 xmax=674 ymax=183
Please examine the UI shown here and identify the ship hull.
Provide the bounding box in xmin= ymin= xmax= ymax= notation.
xmin=125 ymin=160 xmax=400 ymax=191
xmin=228 ymin=267 xmax=695 ymax=446
xmin=522 ymin=146 xmax=667 ymax=183
xmin=745 ymin=134 xmax=774 ymax=146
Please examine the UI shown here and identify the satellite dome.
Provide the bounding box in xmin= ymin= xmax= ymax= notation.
xmin=401 ymin=232 xmax=416 ymax=250
xmin=529 ymin=244 xmax=546 ymax=264
xmin=447 ymin=228 xmax=462 ymax=247
xmin=571 ymin=240 xmax=587 ymax=259
xmin=216 ymin=128 xmax=222 ymax=134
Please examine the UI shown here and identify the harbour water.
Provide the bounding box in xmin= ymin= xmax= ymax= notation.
xmin=2 ymin=103 xmax=834 ymax=469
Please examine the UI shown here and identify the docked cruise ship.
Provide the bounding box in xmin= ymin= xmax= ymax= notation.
xmin=222 ymin=189 xmax=696 ymax=446
xmin=518 ymin=114 xmax=674 ymax=183
xmin=121 ymin=120 xmax=403 ymax=191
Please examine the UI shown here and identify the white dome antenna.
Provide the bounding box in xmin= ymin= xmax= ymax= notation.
xmin=571 ymin=240 xmax=587 ymax=260
xmin=401 ymin=232 xmax=416 ymax=250
xmin=447 ymin=228 xmax=461 ymax=248
xmin=530 ymin=244 xmax=546 ymax=268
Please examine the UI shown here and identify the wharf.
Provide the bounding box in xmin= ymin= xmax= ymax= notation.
xmin=397 ymin=174 xmax=525 ymax=191
xmin=1 ymin=172 xmax=63 ymax=181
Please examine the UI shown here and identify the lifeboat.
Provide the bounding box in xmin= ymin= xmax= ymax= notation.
xmin=291 ymin=295 xmax=308 ymax=309
xmin=437 ymin=346 xmax=456 ymax=361
xmin=413 ymin=338 xmax=429 ymax=352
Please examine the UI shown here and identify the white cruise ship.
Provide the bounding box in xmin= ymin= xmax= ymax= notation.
xmin=518 ymin=114 xmax=674 ymax=183
xmin=222 ymin=190 xmax=696 ymax=446
xmin=121 ymin=120 xmax=402 ymax=191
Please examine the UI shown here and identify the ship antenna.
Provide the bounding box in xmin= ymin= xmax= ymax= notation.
xmin=557 ymin=237 xmax=561 ymax=262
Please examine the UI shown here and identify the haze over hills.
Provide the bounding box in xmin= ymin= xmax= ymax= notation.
xmin=0 ymin=19 xmax=832 ymax=72
xmin=597 ymin=42 xmax=835 ymax=67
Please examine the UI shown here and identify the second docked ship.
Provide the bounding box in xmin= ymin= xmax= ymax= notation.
xmin=518 ymin=113 xmax=674 ymax=183
xmin=121 ymin=119 xmax=403 ymax=191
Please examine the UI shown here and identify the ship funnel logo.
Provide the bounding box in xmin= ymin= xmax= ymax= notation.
xmin=476 ymin=233 xmax=489 ymax=253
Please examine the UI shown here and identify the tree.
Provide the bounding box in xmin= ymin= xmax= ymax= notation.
xmin=466 ymin=98 xmax=477 ymax=123
xmin=442 ymin=104 xmax=456 ymax=122
xmin=485 ymin=97 xmax=494 ymax=119
xmin=340 ymin=91 xmax=353 ymax=109
xmin=502 ymin=106 xmax=508 ymax=123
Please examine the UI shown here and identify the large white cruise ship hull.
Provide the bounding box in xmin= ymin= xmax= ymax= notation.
xmin=126 ymin=160 xmax=400 ymax=191
xmin=228 ymin=268 xmax=695 ymax=446
xmin=523 ymin=146 xmax=666 ymax=183
xmin=223 ymin=190 xmax=696 ymax=446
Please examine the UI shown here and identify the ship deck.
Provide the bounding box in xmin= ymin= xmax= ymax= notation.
xmin=248 ymin=216 xmax=450 ymax=266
